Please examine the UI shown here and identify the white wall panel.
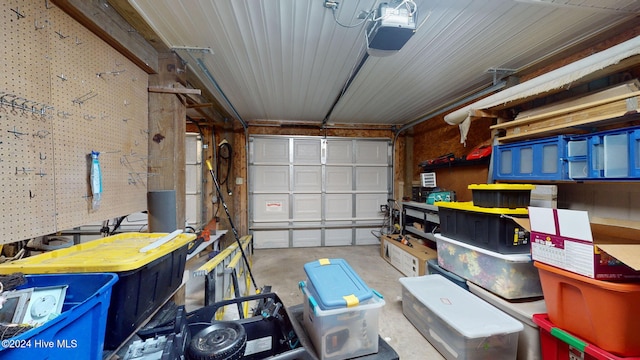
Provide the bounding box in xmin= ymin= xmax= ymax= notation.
xmin=252 ymin=138 xmax=289 ymax=163
xmin=252 ymin=165 xmax=289 ymax=192
xmin=252 ymin=194 xmax=289 ymax=222
xmin=355 ymin=167 xmax=387 ymax=191
xmin=254 ymin=230 xmax=289 ymax=249
xmin=293 ymin=166 xmax=322 ymax=192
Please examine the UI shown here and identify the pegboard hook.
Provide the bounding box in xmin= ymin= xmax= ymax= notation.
xmin=8 ymin=126 xmax=28 ymax=138
xmin=35 ymin=19 xmax=48 ymax=30
xmin=11 ymin=7 xmax=26 ymax=20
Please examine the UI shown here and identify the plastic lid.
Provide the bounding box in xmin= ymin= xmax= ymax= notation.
xmin=466 ymin=281 xmax=546 ymax=328
xmin=400 ymin=275 xmax=523 ymax=338
xmin=534 ymin=261 xmax=640 ymax=292
xmin=468 ymin=184 xmax=535 ymax=190
xmin=434 ymin=201 xmax=529 ymax=214
xmin=0 ymin=232 xmax=196 ymax=274
xmin=303 ymin=258 xmax=372 ymax=309
xmin=435 ymin=234 xmax=532 ymax=262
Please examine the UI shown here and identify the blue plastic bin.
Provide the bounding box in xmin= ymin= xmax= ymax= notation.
xmin=493 ymin=136 xmax=569 ymax=181
xmin=303 ymin=258 xmax=373 ymax=310
xmin=567 ymin=125 xmax=640 ymax=180
xmin=0 ymin=273 xmax=118 ymax=360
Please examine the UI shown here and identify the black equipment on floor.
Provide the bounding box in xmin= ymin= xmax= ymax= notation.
xmin=126 ymin=292 xmax=399 ymax=360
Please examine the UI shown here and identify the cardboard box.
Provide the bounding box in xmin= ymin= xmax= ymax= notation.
xmin=380 ymin=235 xmax=437 ymax=277
xmin=525 ymin=207 xmax=640 ymax=280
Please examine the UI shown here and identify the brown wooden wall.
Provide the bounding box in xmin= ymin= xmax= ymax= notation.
xmin=410 ymin=115 xmax=493 ymax=202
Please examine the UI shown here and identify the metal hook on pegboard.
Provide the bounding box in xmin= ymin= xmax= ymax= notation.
xmin=73 ymin=91 xmax=97 ymax=107
xmin=10 ymin=7 xmax=26 ymax=20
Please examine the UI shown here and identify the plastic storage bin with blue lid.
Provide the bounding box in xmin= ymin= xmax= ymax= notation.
xmin=303 ymin=258 xmax=373 ymax=309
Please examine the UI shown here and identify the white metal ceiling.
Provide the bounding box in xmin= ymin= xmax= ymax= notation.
xmin=129 ymin=0 xmax=640 ymax=127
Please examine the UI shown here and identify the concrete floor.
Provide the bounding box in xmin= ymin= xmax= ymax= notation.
xmin=185 ymin=244 xmax=445 ymax=360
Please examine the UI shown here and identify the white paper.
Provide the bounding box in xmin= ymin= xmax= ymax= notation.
xmin=528 ymin=207 xmax=557 ymax=235
xmin=557 ymin=208 xmax=593 ymax=242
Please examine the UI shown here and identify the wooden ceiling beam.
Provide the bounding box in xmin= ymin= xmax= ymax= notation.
xmin=187 ymin=103 xmax=213 ymax=109
xmin=51 ymin=0 xmax=158 ymax=73
xmin=148 ymin=86 xmax=201 ymax=95
xmin=108 ymin=0 xmax=171 ymax=53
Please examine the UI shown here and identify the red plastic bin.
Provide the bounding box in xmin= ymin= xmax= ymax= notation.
xmin=533 ymin=314 xmax=640 ymax=360
xmin=535 ymin=261 xmax=640 ymax=357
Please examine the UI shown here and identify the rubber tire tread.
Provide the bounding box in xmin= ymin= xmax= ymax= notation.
xmin=187 ymin=321 xmax=247 ymax=360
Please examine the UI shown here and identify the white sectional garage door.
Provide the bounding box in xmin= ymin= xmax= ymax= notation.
xmin=250 ymin=136 xmax=391 ymax=249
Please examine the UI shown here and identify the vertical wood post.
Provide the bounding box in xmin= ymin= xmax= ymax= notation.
xmin=148 ymin=53 xmax=186 ymax=229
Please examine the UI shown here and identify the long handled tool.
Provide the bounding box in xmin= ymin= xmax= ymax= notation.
xmin=205 ymin=160 xmax=260 ymax=293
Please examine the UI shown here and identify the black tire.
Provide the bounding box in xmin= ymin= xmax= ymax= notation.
xmin=187 ymin=321 xmax=247 ymax=360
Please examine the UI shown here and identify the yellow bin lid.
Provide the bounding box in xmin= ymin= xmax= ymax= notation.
xmin=434 ymin=201 xmax=529 ymax=215
xmin=468 ymin=184 xmax=536 ymax=191
xmin=0 ymin=232 xmax=196 ymax=274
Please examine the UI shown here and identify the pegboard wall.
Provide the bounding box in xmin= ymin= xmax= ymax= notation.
xmin=0 ymin=1 xmax=149 ymax=244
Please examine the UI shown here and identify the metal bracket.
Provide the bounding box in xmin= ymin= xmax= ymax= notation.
xmin=488 ymin=68 xmax=516 ymax=85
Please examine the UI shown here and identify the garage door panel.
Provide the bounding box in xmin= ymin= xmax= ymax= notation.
xmin=186 ymin=164 xmax=202 ymax=194
xmin=186 ymin=194 xmax=201 ymax=226
xmin=254 ymin=230 xmax=289 ymax=249
xmin=325 ymin=228 xmax=352 ymax=246
xmin=355 ymin=167 xmax=387 ymax=191
xmin=250 ymin=136 xmax=389 ymax=248
xmin=293 ymin=194 xmax=321 ymax=220
xmin=326 ymin=166 xmax=352 ymax=191
xmin=292 ymin=229 xmax=321 ymax=247
xmin=325 ymin=194 xmax=352 ymax=220
xmin=326 ymin=140 xmax=352 ymax=164
xmin=252 ymin=138 xmax=290 ymax=163
xmin=355 ymin=228 xmax=380 ymax=245
xmin=293 ymin=139 xmax=321 ymax=164
xmin=355 ymin=194 xmax=387 ymax=219
xmin=293 ymin=166 xmax=321 ymax=192
xmin=355 ymin=141 xmax=388 ymax=164
xmin=253 ymin=165 xmax=289 ymax=192
xmin=186 ymin=134 xmax=202 ymax=164
xmin=253 ymin=194 xmax=289 ymax=221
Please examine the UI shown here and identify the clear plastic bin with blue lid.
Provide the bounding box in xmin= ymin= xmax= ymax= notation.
xmin=303 ymin=258 xmax=374 ymax=310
